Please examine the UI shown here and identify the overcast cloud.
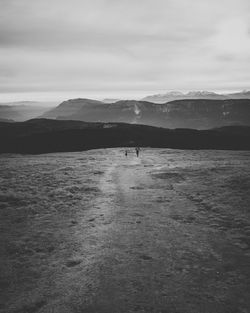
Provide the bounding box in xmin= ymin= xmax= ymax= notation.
xmin=0 ymin=0 xmax=250 ymax=101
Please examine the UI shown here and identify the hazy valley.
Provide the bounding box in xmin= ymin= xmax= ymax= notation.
xmin=0 ymin=101 xmax=58 ymax=122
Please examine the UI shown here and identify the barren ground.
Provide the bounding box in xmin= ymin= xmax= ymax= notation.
xmin=0 ymin=148 xmax=250 ymax=313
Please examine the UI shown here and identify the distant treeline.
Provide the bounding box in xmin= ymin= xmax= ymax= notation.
xmin=0 ymin=119 xmax=250 ymax=154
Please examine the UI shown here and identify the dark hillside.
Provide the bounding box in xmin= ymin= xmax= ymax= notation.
xmin=1 ymin=119 xmax=250 ymax=154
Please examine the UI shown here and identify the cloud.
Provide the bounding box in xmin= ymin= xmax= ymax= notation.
xmin=209 ymin=18 xmax=250 ymax=59
xmin=0 ymin=0 xmax=250 ymax=100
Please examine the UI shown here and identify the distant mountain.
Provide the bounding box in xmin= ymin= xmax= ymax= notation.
xmin=42 ymin=99 xmax=147 ymax=124
xmin=0 ymin=101 xmax=57 ymax=121
xmin=41 ymin=98 xmax=250 ymax=129
xmin=102 ymin=98 xmax=120 ymax=103
xmin=141 ymin=90 xmax=250 ymax=103
xmin=227 ymin=90 xmax=250 ymax=99
xmin=41 ymin=98 xmax=104 ymax=119
xmin=0 ymin=119 xmax=250 ymax=154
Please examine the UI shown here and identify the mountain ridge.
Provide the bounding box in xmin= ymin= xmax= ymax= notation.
xmin=141 ymin=90 xmax=250 ymax=103
xmin=41 ymin=98 xmax=250 ymax=129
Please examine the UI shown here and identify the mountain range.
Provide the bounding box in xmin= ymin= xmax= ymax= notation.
xmin=141 ymin=90 xmax=250 ymax=103
xmin=41 ymin=98 xmax=250 ymax=129
xmin=1 ymin=93 xmax=250 ymax=129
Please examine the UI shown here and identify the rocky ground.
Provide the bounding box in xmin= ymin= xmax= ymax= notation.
xmin=0 ymin=148 xmax=250 ymax=313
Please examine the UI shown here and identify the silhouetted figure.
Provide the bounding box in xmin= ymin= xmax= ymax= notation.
xmin=125 ymin=150 xmax=128 ymax=157
xmin=135 ymin=147 xmax=140 ymax=157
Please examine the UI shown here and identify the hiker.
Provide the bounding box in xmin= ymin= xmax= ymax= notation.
xmin=125 ymin=150 xmax=128 ymax=157
xmin=135 ymin=147 xmax=140 ymax=157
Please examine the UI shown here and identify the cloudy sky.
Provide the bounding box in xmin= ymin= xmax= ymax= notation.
xmin=1 ymin=0 xmax=250 ymax=101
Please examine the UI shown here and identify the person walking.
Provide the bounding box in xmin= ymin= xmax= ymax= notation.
xmin=125 ymin=150 xmax=128 ymax=157
xmin=135 ymin=147 xmax=140 ymax=157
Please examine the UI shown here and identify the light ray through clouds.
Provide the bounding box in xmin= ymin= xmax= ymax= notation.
xmin=0 ymin=0 xmax=250 ymax=101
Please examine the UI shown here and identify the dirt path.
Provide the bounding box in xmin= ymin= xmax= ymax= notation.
xmin=1 ymin=149 xmax=250 ymax=313
xmin=68 ymin=151 xmax=250 ymax=313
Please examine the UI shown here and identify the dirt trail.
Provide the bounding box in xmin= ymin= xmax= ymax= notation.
xmin=1 ymin=149 xmax=250 ymax=313
xmin=72 ymin=151 xmax=250 ymax=313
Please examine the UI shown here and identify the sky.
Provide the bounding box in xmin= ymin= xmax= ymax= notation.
xmin=0 ymin=0 xmax=250 ymax=101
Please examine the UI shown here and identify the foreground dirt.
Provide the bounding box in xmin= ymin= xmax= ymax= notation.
xmin=0 ymin=148 xmax=250 ymax=313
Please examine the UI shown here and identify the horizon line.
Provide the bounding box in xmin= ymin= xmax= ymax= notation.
xmin=0 ymin=88 xmax=250 ymax=103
